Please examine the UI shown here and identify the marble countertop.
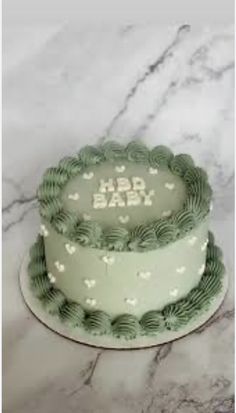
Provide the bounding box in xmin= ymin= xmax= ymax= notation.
xmin=3 ymin=24 xmax=234 ymax=413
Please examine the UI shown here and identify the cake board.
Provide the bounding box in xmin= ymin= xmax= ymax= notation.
xmin=19 ymin=252 xmax=229 ymax=350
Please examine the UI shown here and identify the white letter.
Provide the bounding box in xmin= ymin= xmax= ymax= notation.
xmin=117 ymin=177 xmax=131 ymax=192
xmin=93 ymin=193 xmax=107 ymax=209
xmin=108 ymin=192 xmax=125 ymax=208
xmin=126 ymin=191 xmax=141 ymax=206
xmin=132 ymin=177 xmax=146 ymax=191
xmin=140 ymin=190 xmax=155 ymax=206
xmin=99 ymin=179 xmax=115 ymax=193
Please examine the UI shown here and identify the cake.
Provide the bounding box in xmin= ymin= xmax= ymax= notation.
xmin=26 ymin=141 xmax=226 ymax=347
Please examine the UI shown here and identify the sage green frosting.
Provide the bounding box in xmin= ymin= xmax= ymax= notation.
xmin=42 ymin=167 xmax=69 ymax=186
xmin=84 ymin=311 xmax=111 ymax=335
xmin=52 ymin=210 xmax=78 ymax=236
xmin=140 ymin=311 xmax=165 ymax=334
xmin=72 ymin=221 xmax=102 ymax=247
xmin=79 ymin=145 xmax=105 ymax=166
xmin=112 ymin=314 xmax=140 ymax=339
xmin=30 ymin=273 xmax=52 ymax=297
xmin=59 ymin=301 xmax=85 ymax=327
xmin=58 ymin=157 xmax=84 ymax=176
xmin=149 ymin=145 xmax=174 ymax=168
xmin=100 ymin=141 xmax=126 ymax=160
xmin=128 ymin=224 xmax=157 ymax=251
xmin=29 ymin=231 xmax=225 ymax=338
xmin=41 ymin=289 xmax=66 ymax=315
xmin=126 ymin=141 xmax=149 ymax=163
xmin=170 ymin=154 xmax=195 ymax=177
xmin=37 ymin=140 xmax=212 ymax=252
xmin=104 ymin=227 xmax=129 ymax=251
xmin=153 ymin=220 xmax=179 ymax=246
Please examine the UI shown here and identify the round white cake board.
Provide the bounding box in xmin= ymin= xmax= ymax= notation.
xmin=20 ymin=253 xmax=228 ymax=350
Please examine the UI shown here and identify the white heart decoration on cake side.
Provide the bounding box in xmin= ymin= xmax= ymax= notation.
xmin=176 ymin=266 xmax=186 ymax=274
xmin=148 ymin=167 xmax=158 ymax=175
xmin=65 ymin=243 xmax=76 ymax=255
xmin=115 ymin=165 xmax=126 ymax=173
xmin=165 ymin=182 xmax=175 ymax=191
xmin=39 ymin=224 xmax=49 ymax=237
xmin=188 ymin=236 xmax=197 ymax=246
xmin=83 ymin=171 xmax=94 ymax=180
xmin=48 ymin=273 xmax=56 ymax=283
xmin=169 ymin=288 xmax=179 ymax=298
xmin=162 ymin=210 xmax=172 ymax=218
xmin=85 ymin=298 xmax=97 ymax=307
xmin=83 ymin=213 xmax=91 ymax=221
xmin=102 ymin=255 xmax=115 ymax=265
xmin=68 ymin=192 xmax=80 ymax=201
xmin=125 ymin=298 xmax=137 ymax=306
xmin=201 ymin=240 xmax=208 ymax=251
xmin=84 ymin=279 xmax=96 ymax=289
xmin=198 ymin=264 xmax=205 ymax=276
xmin=138 ymin=271 xmax=151 ymax=280
xmin=118 ymin=215 xmax=130 ymax=224
xmin=54 ymin=261 xmax=65 ymax=273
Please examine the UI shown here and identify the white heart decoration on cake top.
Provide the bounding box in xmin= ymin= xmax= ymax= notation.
xmin=176 ymin=266 xmax=186 ymax=274
xmin=40 ymin=224 xmax=49 ymax=237
xmin=198 ymin=264 xmax=205 ymax=276
xmin=148 ymin=167 xmax=158 ymax=175
xmin=138 ymin=271 xmax=151 ymax=280
xmin=162 ymin=210 xmax=172 ymax=218
xmin=48 ymin=273 xmax=56 ymax=283
xmin=115 ymin=165 xmax=126 ymax=173
xmin=83 ymin=213 xmax=91 ymax=221
xmin=169 ymin=288 xmax=179 ymax=298
xmin=165 ymin=182 xmax=175 ymax=191
xmin=84 ymin=279 xmax=96 ymax=289
xmin=65 ymin=243 xmax=76 ymax=255
xmin=86 ymin=298 xmax=97 ymax=307
xmin=188 ymin=236 xmax=197 ymax=246
xmin=118 ymin=215 xmax=130 ymax=224
xmin=125 ymin=298 xmax=137 ymax=306
xmin=201 ymin=240 xmax=208 ymax=251
xmin=54 ymin=261 xmax=65 ymax=273
xmin=83 ymin=171 xmax=94 ymax=180
xmin=102 ymin=255 xmax=115 ymax=265
xmin=68 ymin=192 xmax=80 ymax=201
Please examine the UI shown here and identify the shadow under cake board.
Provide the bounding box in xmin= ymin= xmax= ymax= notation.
xmin=19 ymin=253 xmax=229 ymax=350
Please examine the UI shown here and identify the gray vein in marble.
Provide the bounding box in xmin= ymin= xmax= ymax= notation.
xmin=102 ymin=24 xmax=191 ymax=141
xmin=147 ymin=343 xmax=173 ymax=386
xmin=3 ymin=202 xmax=37 ymax=233
xmin=194 ymin=308 xmax=234 ymax=335
xmin=67 ymin=350 xmax=103 ymax=396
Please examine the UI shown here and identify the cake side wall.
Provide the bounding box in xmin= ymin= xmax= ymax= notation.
xmin=42 ymin=217 xmax=209 ymax=318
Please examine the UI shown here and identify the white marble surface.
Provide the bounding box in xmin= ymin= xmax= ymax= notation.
xmin=3 ymin=24 xmax=234 ymax=413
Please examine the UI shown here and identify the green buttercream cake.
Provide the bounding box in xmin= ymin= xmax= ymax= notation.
xmin=27 ymin=141 xmax=226 ymax=344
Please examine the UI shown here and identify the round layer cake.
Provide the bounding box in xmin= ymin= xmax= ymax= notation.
xmin=28 ymin=141 xmax=225 ymax=342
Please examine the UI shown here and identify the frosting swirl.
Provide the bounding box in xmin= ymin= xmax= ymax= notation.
xmin=84 ymin=311 xmax=111 ymax=335
xmin=73 ymin=221 xmax=102 ymax=247
xmin=30 ymin=273 xmax=52 ymax=298
xmin=41 ymin=288 xmax=66 ymax=315
xmin=171 ymin=210 xmax=195 ymax=233
xmin=112 ymin=314 xmax=140 ymax=339
xmin=103 ymin=227 xmax=129 ymax=251
xmin=153 ymin=220 xmax=179 ymax=245
xmin=58 ymin=156 xmax=84 ymax=178
xmin=37 ymin=181 xmax=61 ymax=201
xmin=43 ymin=167 xmax=69 ymax=187
xmin=198 ymin=273 xmax=222 ymax=297
xmin=39 ymin=198 xmax=63 ymax=221
xmin=30 ymin=235 xmax=45 ymax=260
xmin=184 ymin=166 xmax=208 ymax=185
xmin=126 ymin=141 xmax=149 ymax=163
xmin=169 ymin=154 xmax=194 ymax=177
xmin=100 ymin=141 xmax=125 ymax=160
xmin=187 ymin=287 xmax=211 ymax=311
xmin=59 ymin=301 xmax=85 ymax=327
xmin=79 ymin=145 xmax=104 ymax=166
xmin=140 ymin=311 xmax=165 ymax=334
xmin=149 ymin=145 xmax=173 ymax=168
xmin=163 ymin=302 xmax=192 ymax=330
xmin=184 ymin=195 xmax=208 ymax=223
xmin=28 ymin=257 xmax=47 ymax=278
xmin=52 ymin=211 xmax=78 ymax=236
xmin=206 ymin=244 xmax=223 ymax=262
xmin=205 ymin=260 xmax=225 ymax=278
xmin=128 ymin=225 xmax=157 ymax=251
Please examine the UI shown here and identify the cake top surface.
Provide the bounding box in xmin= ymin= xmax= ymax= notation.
xmin=38 ymin=141 xmax=212 ymax=251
